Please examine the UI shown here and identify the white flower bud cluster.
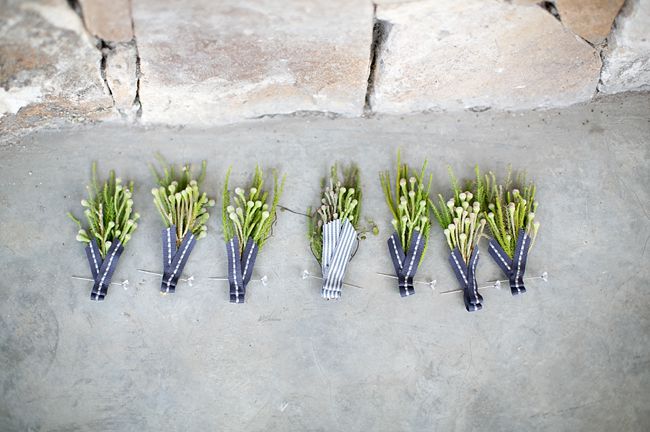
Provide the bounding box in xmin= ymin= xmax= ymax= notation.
xmin=389 ymin=175 xmax=430 ymax=250
xmin=483 ymin=176 xmax=540 ymax=257
xmin=442 ymin=190 xmax=485 ymax=262
xmin=224 ymin=167 xmax=285 ymax=255
xmin=227 ymin=184 xmax=270 ymax=245
xmin=317 ymin=178 xmax=359 ymax=227
xmin=152 ymin=176 xmax=215 ymax=245
xmin=70 ymin=166 xmax=141 ymax=258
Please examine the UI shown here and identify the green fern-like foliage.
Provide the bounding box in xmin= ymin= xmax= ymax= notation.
xmin=380 ymin=151 xmax=432 ymax=254
xmin=150 ymin=155 xmax=215 ymax=246
xmin=308 ymin=164 xmax=362 ymax=264
xmin=222 ymin=166 xmax=286 ymax=255
xmin=476 ymin=166 xmax=540 ymax=258
xmin=67 ymin=162 xmax=139 ymax=258
xmin=430 ymin=166 xmax=486 ymax=264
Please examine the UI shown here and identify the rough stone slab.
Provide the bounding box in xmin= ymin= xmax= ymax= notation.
xmin=78 ymin=0 xmax=134 ymax=42
xmin=132 ymin=0 xmax=374 ymax=125
xmin=556 ymin=0 xmax=625 ymax=44
xmin=0 ymin=0 xmax=114 ymax=133
xmin=371 ymin=0 xmax=602 ymax=113
xmin=599 ymin=0 xmax=650 ymax=93
xmin=104 ymin=43 xmax=139 ymax=118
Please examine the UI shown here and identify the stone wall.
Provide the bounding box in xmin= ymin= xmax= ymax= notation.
xmin=1 ymin=0 xmax=648 ymax=132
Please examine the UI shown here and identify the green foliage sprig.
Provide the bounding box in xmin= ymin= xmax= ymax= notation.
xmin=68 ymin=162 xmax=139 ymax=258
xmin=222 ymin=166 xmax=285 ymax=255
xmin=380 ymin=151 xmax=432 ymax=253
xmin=476 ymin=167 xmax=540 ymax=258
xmin=150 ymin=155 xmax=215 ymax=245
xmin=308 ymin=164 xmax=362 ymax=264
xmin=430 ymin=167 xmax=486 ymax=264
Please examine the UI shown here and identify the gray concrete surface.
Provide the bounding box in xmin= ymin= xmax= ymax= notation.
xmin=1 ymin=93 xmax=649 ymax=431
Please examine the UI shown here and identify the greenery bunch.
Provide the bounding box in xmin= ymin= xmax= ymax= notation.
xmin=68 ymin=162 xmax=139 ymax=258
xmin=430 ymin=167 xmax=486 ymax=264
xmin=308 ymin=164 xmax=362 ymax=264
xmin=222 ymin=166 xmax=285 ymax=255
xmin=475 ymin=167 xmax=540 ymax=257
xmin=380 ymin=151 xmax=432 ymax=252
xmin=150 ymin=156 xmax=215 ymax=246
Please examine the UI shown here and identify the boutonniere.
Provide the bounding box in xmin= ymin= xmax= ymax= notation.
xmin=68 ymin=163 xmax=139 ymax=300
xmin=308 ymin=164 xmax=362 ymax=300
xmin=477 ymin=168 xmax=540 ymax=294
xmin=150 ymin=156 xmax=215 ymax=294
xmin=380 ymin=152 xmax=432 ymax=297
xmin=430 ymin=168 xmax=486 ymax=311
xmin=222 ymin=167 xmax=285 ymax=303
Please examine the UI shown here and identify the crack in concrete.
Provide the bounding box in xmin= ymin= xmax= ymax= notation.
xmin=364 ymin=4 xmax=392 ymax=115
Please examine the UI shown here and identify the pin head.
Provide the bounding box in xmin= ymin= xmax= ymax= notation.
xmin=122 ymin=280 xmax=129 ymax=290
xmin=301 ymin=270 xmax=310 ymax=280
xmin=541 ymin=271 xmax=548 ymax=282
xmin=260 ymin=275 xmax=269 ymax=286
xmin=494 ymin=280 xmax=502 ymax=290
xmin=187 ymin=275 xmax=194 ymax=287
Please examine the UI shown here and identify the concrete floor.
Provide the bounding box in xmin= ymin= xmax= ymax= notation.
xmin=1 ymin=93 xmax=649 ymax=431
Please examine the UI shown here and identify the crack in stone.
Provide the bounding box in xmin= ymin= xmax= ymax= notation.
xmin=364 ymin=4 xmax=392 ymax=115
xmin=538 ymin=1 xmax=561 ymax=21
xmin=129 ymin=0 xmax=143 ymax=119
xmin=66 ymin=0 xmax=142 ymax=120
xmin=98 ymin=40 xmax=114 ymax=101
xmin=66 ymin=0 xmax=115 ymax=106
xmin=535 ymin=1 xmax=604 ymax=97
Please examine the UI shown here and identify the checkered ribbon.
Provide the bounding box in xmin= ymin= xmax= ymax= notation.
xmin=387 ymin=230 xmax=425 ymax=297
xmin=320 ymin=219 xmax=357 ymax=300
xmin=160 ymin=225 xmax=197 ymax=293
xmin=488 ymin=229 xmax=531 ymax=295
xmin=449 ymin=247 xmax=482 ymax=312
xmin=85 ymin=238 xmax=123 ymax=301
xmin=226 ymin=236 xmax=258 ymax=304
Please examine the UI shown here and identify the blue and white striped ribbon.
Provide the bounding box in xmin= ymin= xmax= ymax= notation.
xmin=387 ymin=230 xmax=425 ymax=297
xmin=488 ymin=229 xmax=531 ymax=295
xmin=321 ymin=219 xmax=357 ymax=300
xmin=161 ymin=225 xmax=197 ymax=293
xmin=85 ymin=238 xmax=123 ymax=301
xmin=448 ymin=247 xmax=482 ymax=312
xmin=226 ymin=236 xmax=259 ymax=304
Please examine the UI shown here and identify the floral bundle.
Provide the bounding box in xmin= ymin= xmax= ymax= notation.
xmin=308 ymin=164 xmax=362 ymax=300
xmin=477 ymin=168 xmax=540 ymax=294
xmin=150 ymin=156 xmax=214 ymax=294
xmin=431 ymin=168 xmax=486 ymax=311
xmin=68 ymin=162 xmax=139 ymax=300
xmin=380 ymin=152 xmax=432 ymax=297
xmin=222 ymin=166 xmax=285 ymax=303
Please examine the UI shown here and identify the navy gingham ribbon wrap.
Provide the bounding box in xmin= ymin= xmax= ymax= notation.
xmin=160 ymin=225 xmax=197 ymax=293
xmin=488 ymin=229 xmax=531 ymax=295
xmin=85 ymin=238 xmax=123 ymax=301
xmin=321 ymin=219 xmax=357 ymax=300
xmin=449 ymin=247 xmax=482 ymax=312
xmin=226 ymin=236 xmax=258 ymax=304
xmin=387 ymin=230 xmax=425 ymax=297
